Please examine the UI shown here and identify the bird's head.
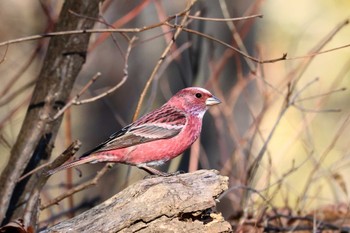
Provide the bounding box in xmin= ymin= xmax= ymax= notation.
xmin=167 ymin=87 xmax=221 ymax=118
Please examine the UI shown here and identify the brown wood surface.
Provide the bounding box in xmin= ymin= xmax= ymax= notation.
xmin=42 ymin=170 xmax=232 ymax=233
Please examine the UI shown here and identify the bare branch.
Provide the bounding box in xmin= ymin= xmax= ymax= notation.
xmin=132 ymin=1 xmax=196 ymax=120
xmin=41 ymin=163 xmax=113 ymax=210
xmin=73 ymin=36 xmax=136 ymax=105
xmin=52 ymin=72 xmax=102 ymax=120
xmin=178 ymin=25 xmax=287 ymax=65
xmin=188 ymin=14 xmax=263 ymax=22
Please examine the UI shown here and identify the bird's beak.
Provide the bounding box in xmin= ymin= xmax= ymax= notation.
xmin=205 ymin=95 xmax=221 ymax=106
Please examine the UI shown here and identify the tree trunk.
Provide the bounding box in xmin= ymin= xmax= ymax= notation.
xmin=0 ymin=0 xmax=103 ymax=225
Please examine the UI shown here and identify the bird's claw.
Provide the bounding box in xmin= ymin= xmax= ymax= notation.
xmin=143 ymin=170 xmax=184 ymax=179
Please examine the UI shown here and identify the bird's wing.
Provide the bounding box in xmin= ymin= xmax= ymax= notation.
xmin=80 ymin=106 xmax=186 ymax=157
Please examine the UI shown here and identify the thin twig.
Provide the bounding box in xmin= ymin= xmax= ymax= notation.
xmin=219 ymin=184 xmax=273 ymax=208
xmin=289 ymin=77 xmax=343 ymax=112
xmin=0 ymin=97 xmax=30 ymax=130
xmin=147 ymin=42 xmax=192 ymax=110
xmin=18 ymin=140 xmax=82 ymax=182
xmin=285 ymin=18 xmax=349 ymax=86
xmin=88 ymin=0 xmax=151 ymax=51
xmin=74 ymin=36 xmax=136 ymax=105
xmin=69 ymin=8 xmax=127 ymax=58
xmin=52 ymin=72 xmax=102 ymax=120
xmin=290 ymin=77 xmax=320 ymax=103
xmin=188 ymin=14 xmax=263 ymax=22
xmin=64 ymin=108 xmax=74 ymax=217
xmin=264 ymin=214 xmax=350 ymax=232
xmin=0 ymin=44 xmax=8 ymax=64
xmin=291 ymin=105 xmax=341 ymax=113
xmin=247 ymin=75 xmax=327 ymax=187
xmin=0 ymin=44 xmax=41 ymax=99
xmin=176 ymin=25 xmax=288 ymax=64
xmin=52 ymin=36 xmax=135 ymax=120
xmin=132 ymin=0 xmax=196 ymax=120
xmin=247 ymin=105 xmax=288 ymax=184
xmin=286 ymin=42 xmax=350 ymax=60
xmin=40 ymin=163 xmax=114 ymax=210
xmin=219 ymin=0 xmax=256 ymax=71
xmin=297 ymin=115 xmax=350 ymax=209
xmin=0 ymin=27 xmax=152 ymax=48
xmin=0 ymin=80 xmax=36 ymax=106
xmin=154 ymin=1 xmax=177 ymax=54
xmin=294 ymin=87 xmax=346 ymax=103
xmin=22 ymin=140 xmax=82 ymax=226
xmin=0 ymin=7 xmax=193 ymax=48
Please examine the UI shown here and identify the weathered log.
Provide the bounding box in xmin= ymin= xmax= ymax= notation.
xmin=42 ymin=169 xmax=231 ymax=233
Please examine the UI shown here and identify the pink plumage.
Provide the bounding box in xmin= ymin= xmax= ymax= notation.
xmin=49 ymin=87 xmax=221 ymax=176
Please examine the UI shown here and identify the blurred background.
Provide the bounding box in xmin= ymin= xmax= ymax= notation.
xmin=0 ymin=0 xmax=350 ymax=228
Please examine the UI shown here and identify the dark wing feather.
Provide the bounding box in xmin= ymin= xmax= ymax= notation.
xmin=80 ymin=106 xmax=186 ymax=158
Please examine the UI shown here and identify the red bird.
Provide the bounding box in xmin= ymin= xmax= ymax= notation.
xmin=49 ymin=87 xmax=221 ymax=176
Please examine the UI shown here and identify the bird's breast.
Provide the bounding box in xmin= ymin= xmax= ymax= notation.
xmin=122 ymin=116 xmax=203 ymax=165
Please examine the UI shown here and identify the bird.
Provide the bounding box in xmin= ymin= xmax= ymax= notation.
xmin=48 ymin=87 xmax=221 ymax=176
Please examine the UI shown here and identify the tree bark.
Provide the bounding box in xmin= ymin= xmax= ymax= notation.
xmin=0 ymin=0 xmax=102 ymax=225
xmin=41 ymin=170 xmax=232 ymax=233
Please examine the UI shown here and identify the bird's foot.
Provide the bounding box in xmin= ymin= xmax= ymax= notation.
xmin=144 ymin=170 xmax=185 ymax=179
xmin=137 ymin=165 xmax=185 ymax=178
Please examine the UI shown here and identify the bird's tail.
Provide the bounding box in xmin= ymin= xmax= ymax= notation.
xmin=47 ymin=156 xmax=100 ymax=176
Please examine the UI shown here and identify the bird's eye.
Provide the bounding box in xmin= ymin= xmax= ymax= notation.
xmin=195 ymin=93 xmax=202 ymax=98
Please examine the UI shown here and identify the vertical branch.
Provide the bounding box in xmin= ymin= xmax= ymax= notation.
xmin=0 ymin=0 xmax=102 ymax=224
xmin=132 ymin=0 xmax=196 ymax=121
xmin=64 ymin=109 xmax=75 ymax=218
